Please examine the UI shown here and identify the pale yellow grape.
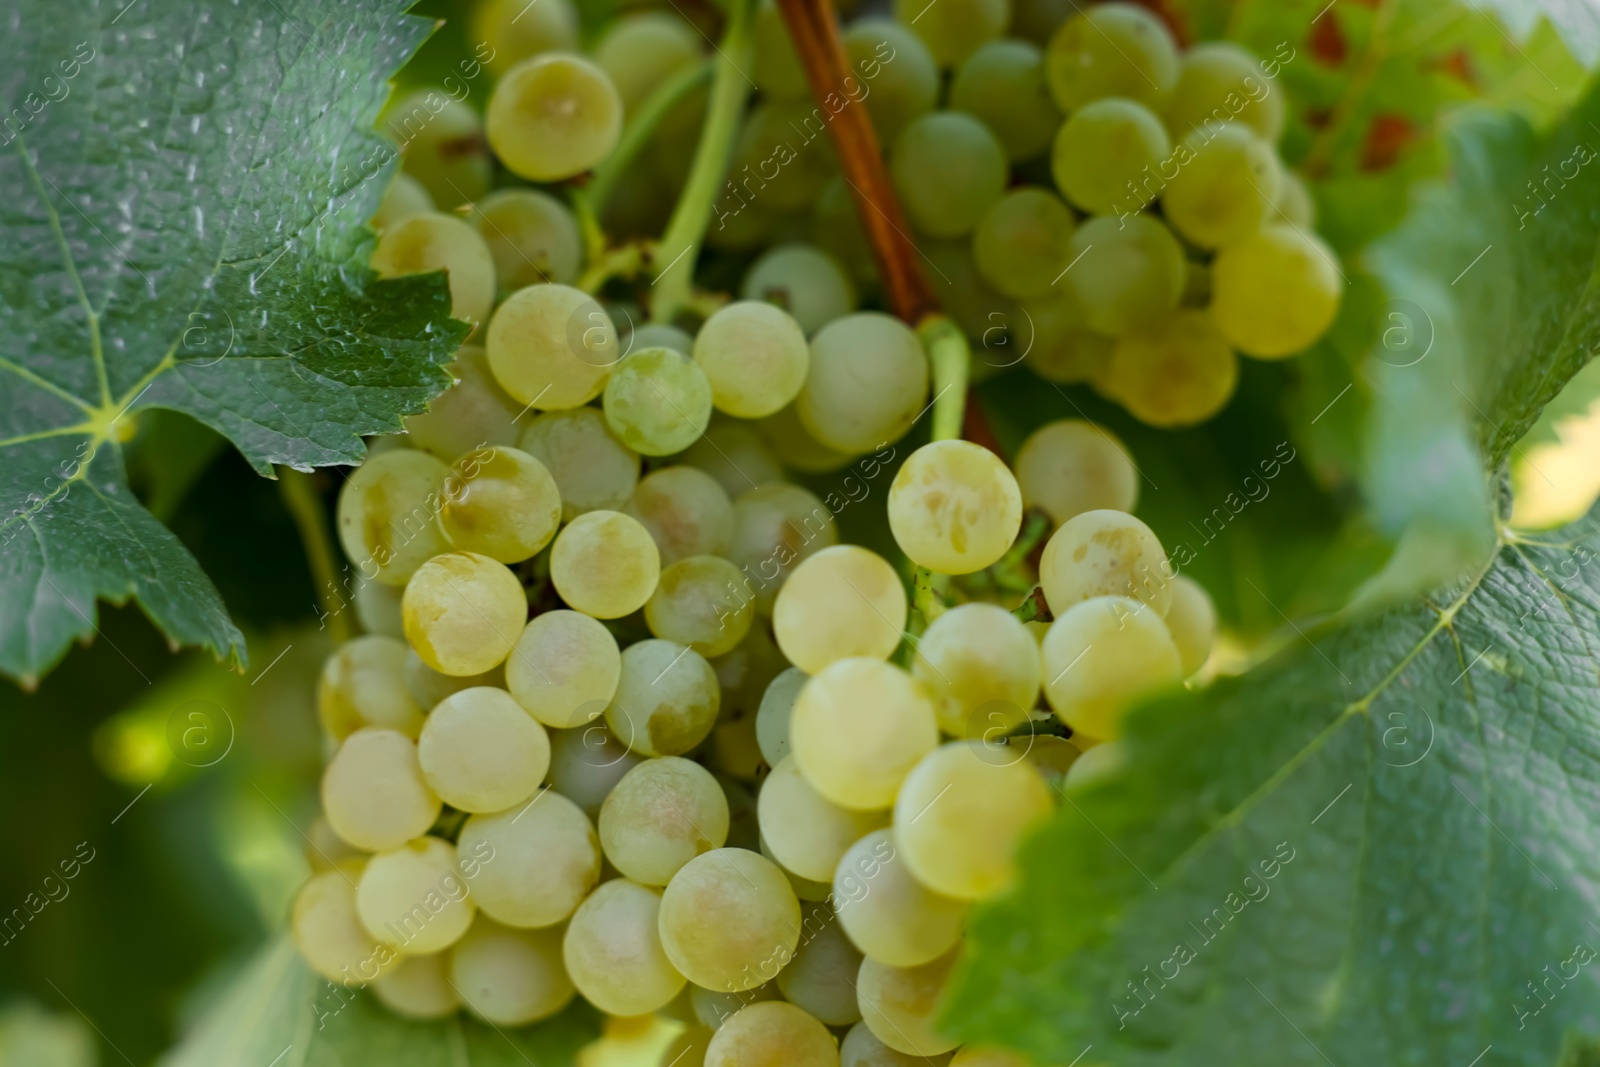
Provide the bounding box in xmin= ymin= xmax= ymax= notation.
xmin=604 ymin=639 xmax=720 ymax=757
xmin=505 ymin=610 xmax=620 ymax=729
xmin=417 ymin=687 xmax=550 ymax=813
xmin=563 ymin=879 xmax=686 ymax=1016
xmin=354 ymin=578 xmax=405 ymax=638
xmin=322 ymin=728 xmax=441 ymax=852
xmin=764 ymin=836 xmax=835 ymax=901
xmin=630 ymin=322 xmax=695 ymax=355
xmin=486 ymin=284 xmax=618 ymax=410
xmin=472 ymin=0 xmax=579 ymax=76
xmin=893 ymin=743 xmax=1053 ymax=900
xmin=1052 ymin=97 xmax=1171 ymax=216
xmin=799 ymin=313 xmax=929 ymax=453
xmin=741 ymin=243 xmax=857 ymax=335
xmin=407 ymin=651 xmax=507 ymax=718
xmin=711 ymin=706 xmax=765 ymax=782
xmin=791 ymin=658 xmax=939 ymax=811
xmin=550 ymin=510 xmax=660 ymax=619
xmin=626 ymin=466 xmax=734 ymax=565
xmin=832 ymin=830 xmax=965 ymax=968
xmin=948 ymin=39 xmax=1061 ymax=163
xmin=1013 ymin=419 xmax=1138 ymax=526
xmin=646 ymin=556 xmax=754 ymax=658
xmin=949 ymin=1049 xmax=1031 ymax=1067
xmin=599 ymin=756 xmax=730 ymax=885
xmin=1165 ymin=573 xmax=1217 ymax=676
xmin=402 ymin=552 xmax=526 ymax=676
xmin=371 ymin=172 xmax=433 ymax=232
xmin=693 ymin=980 xmax=782 ymax=1030
xmin=1023 ymin=734 xmax=1083 ymax=779
xmin=856 ymin=947 xmax=962 ymax=1057
xmin=888 ymin=440 xmax=1022 ymax=576
xmin=658 ymin=848 xmax=802 ymax=991
xmin=971 ymin=187 xmax=1076 ymax=301
xmin=336 ymin=449 xmax=451 ymax=587
xmin=774 ymin=545 xmax=906 ymax=673
xmin=777 ymin=907 xmax=864 ymax=1026
xmin=706 ymin=1001 xmax=839 ymax=1067
xmin=317 ymin=635 xmax=424 ymax=740
xmin=449 ymin=917 xmax=575 ymax=1025
xmin=458 ymin=790 xmax=600 ymax=928
xmin=1161 ymin=122 xmax=1281 ymax=249
xmin=1062 ymin=214 xmax=1186 ymax=337
xmin=1045 ymin=2 xmax=1179 ymax=111
xmin=1166 ymin=42 xmax=1286 ymax=143
xmin=1273 ymin=169 xmax=1316 ymax=228
xmin=759 ymin=757 xmax=889 ymax=882
xmin=292 ymin=864 xmax=397 ymax=984
xmin=911 ymin=603 xmax=1039 ymax=738
xmin=487 ymin=55 xmax=622 ymax=181
xmin=755 ymin=667 xmax=808 ymax=766
xmin=752 ymin=0 xmax=810 ymax=100
xmin=681 ymin=422 xmax=784 ymax=497
xmin=383 ymin=92 xmax=492 ymax=208
xmin=1062 ymin=736 xmax=1126 ymax=790
xmin=892 ymin=0 xmax=1008 ymax=67
xmin=1041 ymin=596 xmax=1182 ymax=738
xmin=693 ymin=301 xmax=812 ymax=419
xmin=372 ymin=953 xmax=459 ymax=1020
xmin=595 ymin=11 xmax=703 ymax=113
xmin=404 ymin=345 xmax=523 ymax=461
xmin=1019 ymin=296 xmax=1114 ymax=385
xmin=1104 ymin=310 xmax=1239 ymax=427
xmin=1210 ymin=226 xmax=1343 ymax=358
xmin=728 ymin=483 xmax=839 ymax=614
xmin=439 ymin=446 xmax=562 ymax=563
xmin=662 ymin=1025 xmax=715 ymax=1064
xmin=605 ymin=347 xmax=715 ymax=455
xmin=1038 ymin=509 xmax=1173 ymax=617
xmin=547 ymin=723 xmax=643 ymax=816
xmin=356 ymin=836 xmax=474 ymax=954
xmin=760 ymin=403 xmax=857 ymax=474
xmin=372 ymin=213 xmax=496 ymax=328
xmin=469 ymin=189 xmax=583 ymax=293
xmin=519 ymin=407 xmax=640 ymax=520
xmin=306 ymin=818 xmax=363 ymax=872
xmin=842 ymin=1024 xmax=954 ymax=1065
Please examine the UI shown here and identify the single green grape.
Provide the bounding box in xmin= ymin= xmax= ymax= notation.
xmin=603 ymin=347 xmax=714 ymax=456
xmin=890 ymin=111 xmax=1008 ymax=238
xmin=1051 ymin=97 xmax=1171 ymax=216
xmin=1045 ymin=2 xmax=1179 ymax=111
xmin=948 ymin=39 xmax=1060 ymax=162
xmin=1161 ymin=121 xmax=1281 ymax=249
xmin=971 ymin=187 xmax=1077 ymax=301
xmin=842 ymin=19 xmax=940 ymax=146
xmin=892 ymin=0 xmax=1010 ymax=67
xmin=1061 ymin=214 xmax=1185 ymax=337
xmin=486 ymin=55 xmax=623 ymax=182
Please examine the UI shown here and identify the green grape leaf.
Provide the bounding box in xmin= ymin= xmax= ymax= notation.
xmin=0 ymin=0 xmax=467 ymax=688
xmin=161 ymin=938 xmax=601 ymax=1067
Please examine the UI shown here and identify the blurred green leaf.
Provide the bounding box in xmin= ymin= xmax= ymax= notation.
xmin=0 ymin=1003 xmax=95 ymax=1067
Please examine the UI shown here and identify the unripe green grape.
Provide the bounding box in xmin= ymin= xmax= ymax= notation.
xmin=1045 ymin=2 xmax=1179 ymax=111
xmin=842 ymin=20 xmax=939 ymax=146
xmin=372 ymin=212 xmax=496 ymax=329
xmin=439 ymin=446 xmax=562 ymax=563
xmin=317 ymin=635 xmax=424 ymax=740
xmin=1210 ymin=226 xmax=1342 ymax=358
xmin=449 ymin=917 xmax=575 ymax=1025
xmin=519 ymin=407 xmax=640 ymax=521
xmin=971 ymin=188 xmax=1077 ymax=301
xmin=418 ymin=686 xmax=550 ymax=813
xmin=1062 ymin=214 xmax=1185 ymax=337
xmin=1166 ymin=42 xmax=1286 ymax=143
xmin=563 ymin=878 xmax=686 ymax=1016
xmin=1103 ymin=309 xmax=1239 ymax=427
xmin=1052 ymin=97 xmax=1171 ymax=216
xmin=1019 ymin=296 xmax=1115 ymax=385
xmin=752 ymin=0 xmax=811 ymax=100
xmin=322 ymin=728 xmax=441 ymax=852
xmin=1038 ymin=509 xmax=1172 ymax=617
xmin=728 ymin=483 xmax=839 ymax=614
xmin=658 ymin=848 xmax=802 ymax=992
xmin=357 ymin=836 xmax=475 ymax=954
xmin=383 ymin=92 xmax=492 ymax=208
xmin=813 ymin=174 xmax=879 ymax=286
xmin=777 ymin=907 xmax=864 ymax=1025
xmin=733 ymin=101 xmax=838 ymax=212
xmin=1042 ymin=596 xmax=1181 ymax=738
xmin=893 ymin=743 xmax=1053 ymax=900
xmin=1063 ymin=736 xmax=1126 ymax=790
xmin=604 ymin=639 xmax=720 ymax=757
xmin=372 ymin=952 xmax=459 ymax=1019
xmin=292 ymin=863 xmax=397 ymax=985
xmin=890 ymin=112 xmax=1007 ymax=238
xmin=948 ymin=40 xmax=1060 ymax=162
xmin=599 ymin=756 xmax=730 ymax=885
xmin=1013 ymin=418 xmax=1138 ymax=526
xmin=486 ymin=283 xmax=618 ymax=410
xmin=602 ymin=347 xmax=714 ymax=456
xmin=742 ymin=244 xmax=857 ymax=336
xmin=799 ymin=313 xmax=929 ymax=453
xmin=402 ymin=552 xmax=527 ymax=676
xmin=1162 ymin=122 xmax=1281 ymax=249
xmin=755 ymin=667 xmax=808 ymax=766
xmin=950 ymin=1048 xmax=1029 ymax=1067
xmin=403 ymin=345 xmax=523 ymax=461
xmin=469 ymin=189 xmax=583 ymax=294
xmin=1164 ymin=573 xmax=1217 ymax=676
xmin=911 ymin=603 xmax=1039 ymax=737
xmin=760 ymin=756 xmax=889 ymax=882
xmin=371 ymin=172 xmax=433 ymax=232
xmin=856 ymin=947 xmax=962 ymax=1057
xmin=487 ymin=55 xmax=623 ymax=181
xmin=792 ymin=659 xmax=939 ymax=811
xmin=550 ymin=510 xmax=660 ymax=619
xmin=646 ymin=556 xmax=755 ymax=658
xmin=892 ymin=0 xmax=1009 ymax=67
xmin=354 ymin=579 xmax=405 ymax=639
xmin=505 ymin=610 xmax=620 ymax=729
xmin=681 ymin=422 xmax=784 ymax=498
xmin=595 ymin=11 xmax=703 ymax=113
xmin=832 ymin=830 xmax=965 ymax=968
xmin=472 ymin=0 xmax=579 ymax=76
xmin=459 ymin=790 xmax=600 ymax=928
xmin=760 ymin=403 xmax=856 ymax=474
xmin=888 ymin=440 xmax=1022 ymax=576
xmin=626 ymin=466 xmax=734 ymax=565
xmin=662 ymin=1025 xmax=716 ymax=1064
xmin=842 ymin=1021 xmax=955 ymax=1065
xmin=337 ymin=449 xmax=451 ymax=587
xmin=547 ymin=723 xmax=642 ymax=816
xmin=774 ymin=545 xmax=906 ymax=673
xmin=1273 ymin=169 xmax=1317 ymax=228
xmin=706 ymin=1001 xmax=839 ymax=1067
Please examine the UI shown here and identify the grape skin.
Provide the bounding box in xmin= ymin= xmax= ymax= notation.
xmin=1062 ymin=214 xmax=1186 ymax=337
xmin=486 ymin=54 xmax=623 ymax=182
xmin=371 ymin=952 xmax=458 ymax=1020
xmin=910 ymin=603 xmax=1039 ymax=738
xmin=741 ymin=243 xmax=857 ymax=336
xmin=371 ymin=173 xmax=433 ymax=233
xmin=1210 ymin=225 xmax=1343 ymax=358
xmin=519 ymin=406 xmax=640 ymax=521
xmin=625 ymin=465 xmax=734 ymax=565
xmin=832 ymin=829 xmax=965 ymax=968
xmin=791 ymin=658 xmax=939 ymax=811
xmin=1166 ymin=41 xmax=1286 ymax=143
xmin=486 ymin=284 xmax=619 ymax=411
xmin=755 ymin=666 xmax=807 ymax=766
xmin=472 ymin=0 xmax=579 ymax=76
xmin=1052 ymin=97 xmax=1172 ymax=216
xmin=799 ymin=313 xmax=929 ymax=454
xmin=356 ymin=835 xmax=475 ymax=954
xmin=890 ymin=112 xmax=1008 ymax=238
xmin=402 ymin=552 xmax=527 ymax=677
xmin=841 ymin=1021 xmax=955 ymax=1065
xmin=1164 ymin=572 xmax=1218 ymax=676
xmin=1045 ymin=2 xmax=1180 ymax=111
xmin=727 ymin=483 xmax=840 ymax=614
xmin=646 ymin=555 xmax=755 ymax=658
xmin=887 ymin=440 xmax=1023 ymax=576
xmin=603 ymin=346 xmax=714 ymax=456
xmin=1038 ymin=508 xmax=1173 ymax=618
xmin=1161 ymin=121 xmax=1281 ymax=249
xmin=758 ymin=756 xmax=890 ymax=882
xmin=1041 ymin=595 xmax=1182 ymax=739
xmin=1102 ymin=309 xmax=1240 ymax=427
xmin=594 ymin=11 xmax=703 ymax=114
xmin=773 ymin=545 xmax=907 ymax=673
xmin=705 ymin=1000 xmax=840 ymax=1067
xmin=292 ymin=863 xmax=397 ymax=985
xmin=438 ymin=445 xmax=562 ymax=563
xmin=417 ymin=686 xmax=550 ymax=813
xmin=657 ymin=848 xmax=802 ymax=992
xmin=505 ymin=610 xmax=620 ymax=730
xmin=693 ymin=301 xmax=812 ymax=419
xmin=562 ymin=878 xmax=686 ymax=1016
xmin=322 ymin=728 xmax=441 ymax=853
xmin=448 ymin=917 xmax=575 ymax=1026
xmin=469 ymin=189 xmax=583 ymax=294
xmin=336 ymin=449 xmax=452 ymax=588
xmin=949 ymin=40 xmax=1061 ymax=162
xmin=842 ymin=19 xmax=939 ymax=146
xmin=971 ymin=187 xmax=1077 ymax=302
xmin=891 ymin=0 xmax=1009 ymax=68
xmin=550 ymin=510 xmax=661 ymax=620
xmin=458 ymin=790 xmax=601 ymax=929
xmin=603 ymin=638 xmax=720 ymax=758
xmin=317 ymin=635 xmax=424 ymax=740
xmin=598 ymin=756 xmax=730 ymax=885
xmin=404 ymin=345 xmax=524 ymax=461
xmin=383 ymin=92 xmax=493 ymax=208
xmin=856 ymin=946 xmax=963 ymax=1057
xmin=1013 ymin=418 xmax=1138 ymax=526
xmin=776 ymin=906 xmax=864 ymax=1026
xmin=372 ymin=213 xmax=497 ymax=329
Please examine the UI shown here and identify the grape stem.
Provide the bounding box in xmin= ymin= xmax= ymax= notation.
xmin=650 ymin=0 xmax=754 ymax=325
xmin=577 ymin=243 xmax=648 ymax=294
xmin=589 ymin=58 xmax=714 ymax=211
xmin=913 ymin=568 xmax=948 ymax=624
xmin=919 ymin=314 xmax=970 ymax=443
xmin=1012 ymin=585 xmax=1054 ymax=625
xmin=569 ymin=186 xmax=607 ymax=266
xmin=276 ymin=468 xmax=354 ymax=644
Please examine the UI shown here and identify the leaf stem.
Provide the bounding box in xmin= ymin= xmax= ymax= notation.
xmin=277 ymin=468 xmax=354 ymax=644
xmin=590 ymin=59 xmax=715 ymax=211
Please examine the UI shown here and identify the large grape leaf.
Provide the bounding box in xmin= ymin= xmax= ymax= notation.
xmin=946 ymin=80 xmax=1600 ymax=1067
xmin=0 ymin=0 xmax=467 ymax=688
xmin=161 ymin=938 xmax=600 ymax=1067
